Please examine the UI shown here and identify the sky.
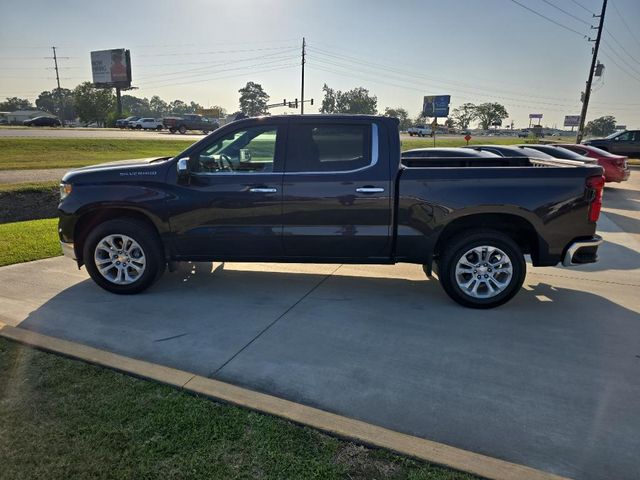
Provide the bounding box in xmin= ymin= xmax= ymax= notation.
xmin=1 ymin=0 xmax=639 ymax=129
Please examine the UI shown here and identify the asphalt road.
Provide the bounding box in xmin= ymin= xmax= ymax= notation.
xmin=0 ymin=127 xmax=205 ymax=141
xmin=0 ymin=174 xmax=638 ymax=480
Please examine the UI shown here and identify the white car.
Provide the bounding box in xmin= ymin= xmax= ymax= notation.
xmin=130 ymin=118 xmax=164 ymax=130
xmin=407 ymin=125 xmax=432 ymax=137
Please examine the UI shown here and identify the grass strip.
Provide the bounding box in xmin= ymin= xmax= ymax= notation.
xmin=0 ymin=138 xmax=194 ymax=170
xmin=0 ymin=181 xmax=59 ymax=193
xmin=0 ymin=218 xmax=60 ymax=266
xmin=0 ymin=337 xmax=475 ymax=480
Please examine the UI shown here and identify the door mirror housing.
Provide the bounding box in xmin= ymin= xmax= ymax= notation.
xmin=177 ymin=157 xmax=190 ymax=184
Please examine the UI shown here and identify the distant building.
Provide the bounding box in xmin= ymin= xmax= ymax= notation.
xmin=7 ymin=110 xmax=52 ymax=124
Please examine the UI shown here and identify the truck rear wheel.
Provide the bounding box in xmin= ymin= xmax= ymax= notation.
xmin=169 ymin=128 xmax=176 ymax=133
xmin=437 ymin=230 xmax=525 ymax=309
xmin=178 ymin=125 xmax=187 ymax=134
xmin=83 ymin=218 xmax=165 ymax=294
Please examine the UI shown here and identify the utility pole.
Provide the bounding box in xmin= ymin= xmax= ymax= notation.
xmin=576 ymin=0 xmax=607 ymax=144
xmin=301 ymin=37 xmax=306 ymax=115
xmin=52 ymin=46 xmax=65 ymax=127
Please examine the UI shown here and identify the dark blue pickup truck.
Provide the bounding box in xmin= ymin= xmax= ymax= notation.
xmin=58 ymin=115 xmax=604 ymax=308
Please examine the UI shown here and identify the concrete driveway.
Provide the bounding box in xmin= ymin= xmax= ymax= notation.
xmin=1 ymin=182 xmax=639 ymax=480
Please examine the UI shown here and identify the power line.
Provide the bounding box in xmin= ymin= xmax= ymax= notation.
xmin=601 ymin=40 xmax=640 ymax=77
xmin=610 ymin=0 xmax=640 ymax=49
xmin=137 ymin=62 xmax=298 ymax=90
xmin=569 ymin=0 xmax=596 ymax=15
xmin=539 ymin=0 xmax=592 ymax=26
xmin=604 ymin=31 xmax=640 ymax=67
xmin=506 ymin=0 xmax=587 ymax=37
xmin=136 ymin=46 xmax=296 ymax=58
xmin=134 ymin=49 xmax=299 ymax=82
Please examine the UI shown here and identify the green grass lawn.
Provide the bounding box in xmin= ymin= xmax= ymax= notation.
xmin=0 ymin=138 xmax=194 ymax=170
xmin=0 ymin=218 xmax=60 ymax=266
xmin=0 ymin=337 xmax=475 ymax=480
xmin=0 ymin=180 xmax=59 ymax=193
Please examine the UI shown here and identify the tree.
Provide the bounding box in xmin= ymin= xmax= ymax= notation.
xmin=207 ymin=105 xmax=227 ymax=117
xmin=238 ymin=82 xmax=269 ymax=116
xmin=450 ymin=103 xmax=477 ymax=130
xmin=444 ymin=117 xmax=455 ymax=129
xmin=0 ymin=97 xmax=34 ymax=111
xmin=474 ymin=102 xmax=508 ymax=130
xmin=320 ymin=84 xmax=377 ymax=114
xmin=585 ymin=115 xmax=616 ymax=137
xmin=73 ymin=82 xmax=114 ymax=126
xmin=384 ymin=107 xmax=411 ymax=131
xmin=121 ymin=95 xmax=151 ymax=117
xmin=337 ymin=86 xmax=377 ymax=114
xmin=168 ymin=99 xmax=190 ymax=115
xmin=320 ymin=84 xmax=338 ymax=113
xmin=36 ymin=88 xmax=75 ymax=121
xmin=149 ymin=96 xmax=168 ymax=117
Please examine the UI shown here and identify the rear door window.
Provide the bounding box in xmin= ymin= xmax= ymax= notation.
xmin=286 ymin=124 xmax=371 ymax=173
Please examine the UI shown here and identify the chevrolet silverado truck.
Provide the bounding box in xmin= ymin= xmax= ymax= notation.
xmin=163 ymin=114 xmax=219 ymax=134
xmin=58 ymin=115 xmax=604 ymax=308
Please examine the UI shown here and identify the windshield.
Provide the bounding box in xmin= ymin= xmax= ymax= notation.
xmin=605 ymin=131 xmax=621 ymax=139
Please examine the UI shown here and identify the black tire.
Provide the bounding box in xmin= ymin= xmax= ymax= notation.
xmin=178 ymin=125 xmax=187 ymax=134
xmin=156 ymin=125 xmax=163 ymax=131
xmin=437 ymin=230 xmax=525 ymax=309
xmin=169 ymin=128 xmax=176 ymax=134
xmin=83 ymin=218 xmax=165 ymax=294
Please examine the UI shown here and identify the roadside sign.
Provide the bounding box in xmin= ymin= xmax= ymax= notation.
xmin=423 ymin=95 xmax=450 ymax=117
xmin=564 ymin=115 xmax=580 ymax=127
xmin=615 ymin=125 xmax=627 ymax=130
xmin=431 ymin=119 xmax=438 ymax=129
xmin=464 ymin=134 xmax=472 ymax=145
xmin=529 ymin=113 xmax=543 ymax=119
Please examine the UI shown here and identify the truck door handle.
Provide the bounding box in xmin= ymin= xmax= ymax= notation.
xmin=249 ymin=187 xmax=277 ymax=193
xmin=355 ymin=187 xmax=384 ymax=193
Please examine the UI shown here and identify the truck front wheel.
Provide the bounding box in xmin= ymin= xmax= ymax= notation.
xmin=83 ymin=218 xmax=165 ymax=294
xmin=437 ymin=230 xmax=525 ymax=309
xmin=178 ymin=125 xmax=187 ymax=134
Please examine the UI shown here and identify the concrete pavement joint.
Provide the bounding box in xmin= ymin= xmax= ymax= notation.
xmin=529 ymin=271 xmax=640 ymax=287
xmin=0 ymin=324 xmax=570 ymax=480
xmin=206 ymin=264 xmax=344 ymax=378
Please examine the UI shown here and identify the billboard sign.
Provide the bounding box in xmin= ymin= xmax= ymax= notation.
xmin=423 ymin=95 xmax=450 ymax=117
xmin=564 ymin=115 xmax=581 ymax=127
xmin=529 ymin=113 xmax=543 ymax=119
xmin=91 ymin=49 xmax=131 ymax=88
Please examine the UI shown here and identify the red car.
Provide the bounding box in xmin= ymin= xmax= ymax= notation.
xmin=559 ymin=144 xmax=630 ymax=183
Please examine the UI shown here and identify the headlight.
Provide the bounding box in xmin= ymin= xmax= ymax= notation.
xmin=60 ymin=182 xmax=72 ymax=200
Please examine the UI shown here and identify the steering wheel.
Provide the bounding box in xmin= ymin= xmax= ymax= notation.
xmin=218 ymin=154 xmax=233 ymax=172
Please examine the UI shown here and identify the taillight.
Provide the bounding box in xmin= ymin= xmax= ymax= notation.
xmin=586 ymin=175 xmax=605 ymax=222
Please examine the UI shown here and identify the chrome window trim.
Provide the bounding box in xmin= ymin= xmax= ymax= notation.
xmin=283 ymin=122 xmax=379 ymax=175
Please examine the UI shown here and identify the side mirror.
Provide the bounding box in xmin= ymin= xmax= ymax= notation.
xmin=177 ymin=157 xmax=190 ymax=184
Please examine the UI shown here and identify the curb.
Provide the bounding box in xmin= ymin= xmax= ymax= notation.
xmin=0 ymin=323 xmax=570 ymax=480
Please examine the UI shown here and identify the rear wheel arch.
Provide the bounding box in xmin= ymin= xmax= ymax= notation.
xmin=433 ymin=213 xmax=540 ymax=263
xmin=74 ymin=208 xmax=165 ymax=265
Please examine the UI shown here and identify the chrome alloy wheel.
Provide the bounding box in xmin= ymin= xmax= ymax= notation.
xmin=94 ymin=234 xmax=146 ymax=285
xmin=455 ymin=245 xmax=513 ymax=299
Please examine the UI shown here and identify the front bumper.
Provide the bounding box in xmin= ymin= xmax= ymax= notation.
xmin=562 ymin=235 xmax=603 ymax=266
xmin=60 ymin=241 xmax=76 ymax=260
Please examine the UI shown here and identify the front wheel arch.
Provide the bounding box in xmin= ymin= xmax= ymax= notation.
xmin=73 ymin=208 xmax=165 ymax=266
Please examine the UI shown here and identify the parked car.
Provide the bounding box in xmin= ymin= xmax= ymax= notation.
xmin=131 ymin=118 xmax=164 ymax=131
xmin=559 ymin=144 xmax=630 ymax=183
xmin=163 ymin=114 xmax=219 ymax=134
xmin=116 ymin=116 xmax=140 ymax=129
xmin=464 ymin=145 xmax=558 ymax=162
xmin=59 ymin=115 xmax=605 ymax=308
xmin=517 ymin=130 xmax=529 ymax=138
xmin=407 ymin=125 xmax=432 ymax=137
xmin=23 ymin=116 xmax=61 ymax=127
xmin=583 ymin=130 xmax=640 ymax=157
xmin=518 ymin=145 xmax=598 ymax=165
